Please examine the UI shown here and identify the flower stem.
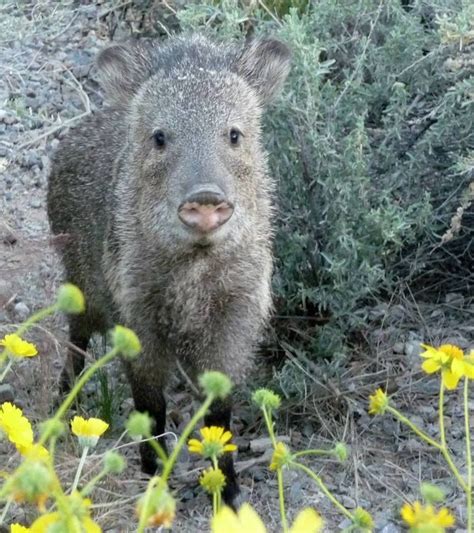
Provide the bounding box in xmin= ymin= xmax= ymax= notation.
xmin=465 ymin=378 xmax=472 ymax=532
xmin=161 ymin=394 xmax=214 ymax=483
xmin=40 ymin=348 xmax=120 ymax=444
xmin=71 ymin=446 xmax=89 ymax=493
xmin=16 ymin=305 xmax=57 ymax=337
xmin=387 ymin=406 xmax=442 ymax=450
xmin=147 ymin=435 xmax=168 ymax=465
xmin=137 ymin=476 xmax=159 ymax=533
xmin=262 ymin=406 xmax=277 ymax=447
xmin=293 ymin=449 xmax=334 ymax=459
xmin=0 ymin=359 xmax=13 ymax=383
xmin=80 ymin=468 xmax=108 ymax=497
xmin=438 ymin=380 xmax=468 ymax=492
xmin=293 ymin=462 xmax=353 ymax=521
xmin=0 ymin=497 xmax=12 ymax=525
xmin=212 ymin=456 xmax=221 ymax=513
xmin=277 ymin=468 xmax=289 ymax=532
xmin=261 ymin=406 xmax=288 ymax=530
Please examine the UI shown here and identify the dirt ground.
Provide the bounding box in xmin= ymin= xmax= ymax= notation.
xmin=1 ymin=2 xmax=473 ymax=532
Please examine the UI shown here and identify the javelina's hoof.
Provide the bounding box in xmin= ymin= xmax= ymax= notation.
xmin=139 ymin=441 xmax=165 ymax=476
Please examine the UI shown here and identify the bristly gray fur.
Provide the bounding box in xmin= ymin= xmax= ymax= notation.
xmin=47 ymin=33 xmax=290 ymax=392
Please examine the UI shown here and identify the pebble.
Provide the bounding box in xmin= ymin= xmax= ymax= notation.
xmin=393 ymin=341 xmax=404 ymax=354
xmin=404 ymin=340 xmax=422 ymax=359
xmin=0 ymin=384 xmax=14 ymax=403
xmin=341 ymin=495 xmax=356 ymax=509
xmin=30 ymin=198 xmax=42 ymax=209
xmin=14 ymin=301 xmax=30 ymax=320
xmin=380 ymin=523 xmax=401 ymax=533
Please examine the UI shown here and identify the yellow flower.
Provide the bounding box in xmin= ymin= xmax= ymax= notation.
xmin=16 ymin=443 xmax=49 ymax=460
xmin=269 ymin=441 xmax=292 ymax=470
xmin=30 ymin=512 xmax=101 ymax=533
xmin=188 ymin=426 xmax=237 ymax=459
xmin=290 ymin=508 xmax=323 ymax=533
xmin=421 ymin=343 xmax=474 ymax=390
xmin=71 ymin=416 xmax=109 ymax=448
xmin=212 ymin=504 xmax=266 ymax=533
xmin=10 ymin=525 xmax=30 ymax=533
xmin=401 ymin=501 xmax=455 ymax=531
xmin=0 ymin=402 xmax=33 ymax=449
xmin=368 ymin=389 xmax=389 ymax=415
xmin=200 ymin=466 xmax=226 ymax=494
xmin=27 ymin=492 xmax=101 ymax=532
xmin=0 ymin=334 xmax=37 ymax=358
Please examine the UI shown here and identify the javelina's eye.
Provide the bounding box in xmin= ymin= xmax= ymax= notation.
xmin=153 ymin=130 xmax=166 ymax=148
xmin=229 ymin=128 xmax=241 ymax=145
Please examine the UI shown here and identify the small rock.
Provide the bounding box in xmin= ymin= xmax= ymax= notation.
xmin=341 ymin=495 xmax=356 ymax=509
xmin=393 ymin=342 xmax=405 ymax=354
xmin=0 ymin=384 xmax=14 ymax=403
xmin=380 ymin=523 xmax=401 ymax=533
xmin=249 ymin=435 xmax=291 ymax=453
xmin=338 ymin=518 xmax=352 ymax=530
xmin=30 ymin=198 xmax=42 ymax=209
xmin=14 ymin=301 xmax=30 ymax=320
xmin=404 ymin=341 xmax=422 ymax=359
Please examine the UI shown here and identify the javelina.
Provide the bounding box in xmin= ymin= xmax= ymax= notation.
xmin=47 ymin=34 xmax=290 ymax=505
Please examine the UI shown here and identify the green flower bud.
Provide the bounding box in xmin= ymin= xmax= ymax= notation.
xmin=126 ymin=411 xmax=152 ymax=440
xmin=10 ymin=459 xmax=55 ymax=506
xmin=40 ymin=418 xmax=66 ymax=440
xmin=198 ymin=371 xmax=232 ymax=399
xmin=104 ymin=451 xmax=126 ymax=474
xmin=56 ymin=284 xmax=85 ymax=314
xmin=353 ymin=507 xmax=374 ymax=531
xmin=421 ymin=482 xmax=445 ymax=504
xmin=333 ymin=442 xmax=348 ymax=462
xmin=111 ymin=325 xmax=141 ymax=358
xmin=252 ymin=388 xmax=281 ymax=411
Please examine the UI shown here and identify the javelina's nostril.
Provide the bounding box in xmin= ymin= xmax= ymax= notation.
xmin=178 ymin=199 xmax=234 ymax=233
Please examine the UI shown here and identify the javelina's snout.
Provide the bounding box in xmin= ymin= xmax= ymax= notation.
xmin=178 ymin=184 xmax=234 ymax=233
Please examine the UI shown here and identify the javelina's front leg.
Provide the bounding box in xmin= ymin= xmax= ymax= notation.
xmin=128 ymin=369 xmax=168 ymax=475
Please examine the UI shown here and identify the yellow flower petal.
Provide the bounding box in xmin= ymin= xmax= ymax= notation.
xmin=401 ymin=502 xmax=416 ymax=526
xmin=451 ymin=357 xmax=465 ymax=377
xmin=368 ymin=389 xmax=389 ymax=415
xmin=0 ymin=402 xmax=33 ymax=449
xmin=212 ymin=504 xmax=267 ymax=533
xmin=437 ymin=507 xmax=455 ymax=527
xmin=0 ymin=334 xmax=37 ymax=358
xmin=401 ymin=500 xmax=455 ymax=530
xmin=188 ymin=439 xmax=204 ymax=454
xmin=422 ymin=359 xmax=442 ymax=374
xmin=188 ymin=426 xmax=236 ymax=458
xmin=462 ymin=360 xmax=474 ymax=379
xmin=71 ymin=416 xmax=108 ymax=438
xmin=290 ymin=508 xmax=323 ymax=533
xmin=10 ymin=525 xmax=30 ymax=533
xmin=443 ymin=370 xmax=461 ymax=390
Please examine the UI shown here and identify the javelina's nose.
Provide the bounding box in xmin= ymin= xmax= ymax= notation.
xmin=178 ymin=186 xmax=234 ymax=233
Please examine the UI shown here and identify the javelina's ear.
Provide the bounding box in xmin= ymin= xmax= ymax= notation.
xmin=237 ymin=39 xmax=291 ymax=104
xmin=96 ymin=42 xmax=153 ymax=106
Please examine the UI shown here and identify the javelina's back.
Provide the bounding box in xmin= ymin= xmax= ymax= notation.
xmin=47 ymin=34 xmax=290 ymax=506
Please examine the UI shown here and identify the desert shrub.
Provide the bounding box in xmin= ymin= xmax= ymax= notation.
xmin=175 ymin=0 xmax=473 ymax=364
